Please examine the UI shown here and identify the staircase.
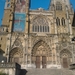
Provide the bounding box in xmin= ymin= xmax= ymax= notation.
xmin=26 ymin=69 xmax=74 ymax=75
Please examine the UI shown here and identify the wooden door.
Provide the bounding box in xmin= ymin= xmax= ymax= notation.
xmin=63 ymin=58 xmax=68 ymax=68
xmin=36 ymin=56 xmax=40 ymax=68
xmin=42 ymin=56 xmax=46 ymax=68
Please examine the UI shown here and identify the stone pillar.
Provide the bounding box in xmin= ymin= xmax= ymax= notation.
xmin=66 ymin=7 xmax=70 ymax=34
xmin=7 ymin=34 xmax=12 ymax=63
xmin=54 ymin=36 xmax=58 ymax=65
xmin=72 ymin=43 xmax=75 ymax=63
xmin=23 ymin=47 xmax=25 ymax=64
xmin=29 ymin=36 xmax=32 ymax=66
xmin=51 ymin=37 xmax=53 ymax=64
xmin=25 ymin=37 xmax=28 ymax=68
xmin=69 ymin=19 xmax=72 ymax=35
xmin=54 ymin=17 xmax=57 ymax=34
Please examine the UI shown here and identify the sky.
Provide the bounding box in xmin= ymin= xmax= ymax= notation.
xmin=0 ymin=0 xmax=75 ymax=25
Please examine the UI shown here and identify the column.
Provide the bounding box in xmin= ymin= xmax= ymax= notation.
xmin=51 ymin=37 xmax=53 ymax=64
xmin=69 ymin=19 xmax=72 ymax=35
xmin=23 ymin=46 xmax=25 ymax=64
xmin=7 ymin=34 xmax=12 ymax=62
xmin=29 ymin=36 xmax=32 ymax=66
xmin=72 ymin=43 xmax=75 ymax=63
xmin=54 ymin=19 xmax=57 ymax=34
xmin=25 ymin=37 xmax=28 ymax=67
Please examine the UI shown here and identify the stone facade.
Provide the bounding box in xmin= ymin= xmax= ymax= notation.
xmin=0 ymin=63 xmax=21 ymax=75
xmin=0 ymin=0 xmax=75 ymax=69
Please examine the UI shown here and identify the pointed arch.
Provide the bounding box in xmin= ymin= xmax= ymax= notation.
xmin=31 ymin=40 xmax=52 ymax=68
xmin=32 ymin=40 xmax=50 ymax=56
xmin=9 ymin=47 xmax=23 ymax=64
xmin=56 ymin=17 xmax=60 ymax=26
xmin=60 ymin=49 xmax=72 ymax=68
xmin=61 ymin=17 xmax=65 ymax=26
xmin=60 ymin=49 xmax=72 ymax=57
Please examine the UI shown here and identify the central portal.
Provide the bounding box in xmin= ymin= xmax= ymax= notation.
xmin=32 ymin=40 xmax=50 ymax=68
xmin=36 ymin=56 xmax=46 ymax=68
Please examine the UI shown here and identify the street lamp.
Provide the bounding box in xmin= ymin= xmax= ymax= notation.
xmin=1 ymin=60 xmax=4 ymax=63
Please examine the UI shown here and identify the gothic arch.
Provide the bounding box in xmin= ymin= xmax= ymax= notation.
xmin=60 ymin=49 xmax=72 ymax=68
xmin=31 ymin=15 xmax=52 ymax=33
xmin=32 ymin=15 xmax=49 ymax=32
xmin=31 ymin=15 xmax=51 ymax=24
xmin=11 ymin=37 xmax=23 ymax=50
xmin=31 ymin=40 xmax=52 ymax=68
xmin=32 ymin=40 xmax=51 ymax=56
xmin=9 ymin=47 xmax=23 ymax=64
xmin=32 ymin=38 xmax=50 ymax=49
xmin=60 ymin=49 xmax=72 ymax=57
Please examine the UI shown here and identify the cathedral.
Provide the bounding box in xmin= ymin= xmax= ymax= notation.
xmin=0 ymin=0 xmax=75 ymax=69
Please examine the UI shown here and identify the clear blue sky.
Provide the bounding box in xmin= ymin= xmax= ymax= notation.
xmin=0 ymin=0 xmax=75 ymax=25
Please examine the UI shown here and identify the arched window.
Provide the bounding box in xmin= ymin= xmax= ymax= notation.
xmin=7 ymin=3 xmax=10 ymax=8
xmin=56 ymin=2 xmax=62 ymax=10
xmin=56 ymin=17 xmax=60 ymax=26
xmin=61 ymin=18 xmax=65 ymax=26
xmin=32 ymin=16 xmax=49 ymax=32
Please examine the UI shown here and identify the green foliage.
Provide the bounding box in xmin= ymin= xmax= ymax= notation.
xmin=0 ymin=72 xmax=8 ymax=75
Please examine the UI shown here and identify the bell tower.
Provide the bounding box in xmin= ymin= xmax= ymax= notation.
xmin=50 ymin=0 xmax=74 ymax=35
xmin=2 ymin=0 xmax=15 ymax=32
xmin=13 ymin=0 xmax=29 ymax=33
xmin=2 ymin=0 xmax=30 ymax=33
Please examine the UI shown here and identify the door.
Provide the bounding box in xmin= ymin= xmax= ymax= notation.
xmin=36 ymin=56 xmax=40 ymax=68
xmin=63 ymin=58 xmax=68 ymax=68
xmin=42 ymin=56 xmax=46 ymax=68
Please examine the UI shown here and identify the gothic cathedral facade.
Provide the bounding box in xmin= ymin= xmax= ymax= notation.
xmin=0 ymin=0 xmax=75 ymax=69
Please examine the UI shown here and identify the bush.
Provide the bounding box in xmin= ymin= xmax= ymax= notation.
xmin=0 ymin=72 xmax=8 ymax=75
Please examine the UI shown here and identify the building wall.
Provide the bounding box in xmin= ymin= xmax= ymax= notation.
xmin=0 ymin=0 xmax=75 ymax=69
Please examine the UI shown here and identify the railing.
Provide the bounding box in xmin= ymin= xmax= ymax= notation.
xmin=0 ymin=63 xmax=21 ymax=69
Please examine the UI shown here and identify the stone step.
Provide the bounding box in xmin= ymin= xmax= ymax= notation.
xmin=26 ymin=69 xmax=74 ymax=75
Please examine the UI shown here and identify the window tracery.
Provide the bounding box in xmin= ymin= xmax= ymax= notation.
xmin=32 ymin=17 xmax=49 ymax=32
xmin=56 ymin=2 xmax=62 ymax=10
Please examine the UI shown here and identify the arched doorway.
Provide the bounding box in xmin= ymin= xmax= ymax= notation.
xmin=60 ymin=49 xmax=72 ymax=68
xmin=9 ymin=47 xmax=23 ymax=64
xmin=32 ymin=40 xmax=51 ymax=68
